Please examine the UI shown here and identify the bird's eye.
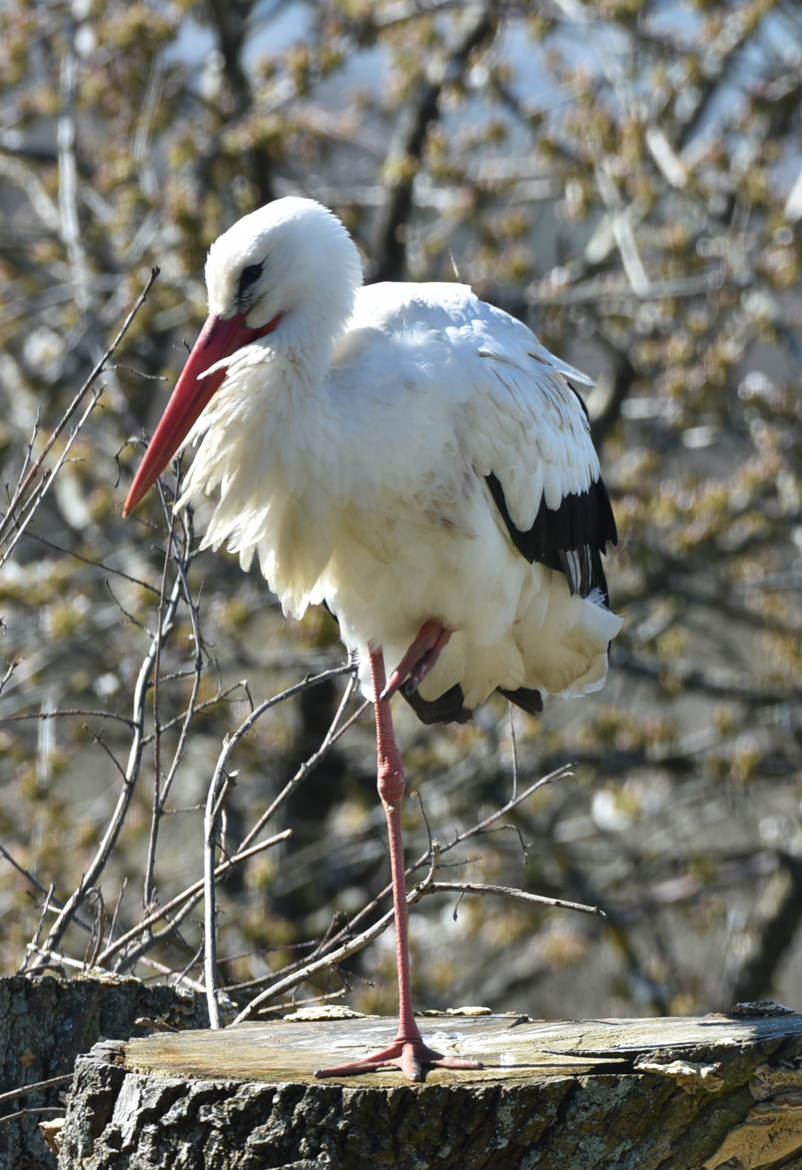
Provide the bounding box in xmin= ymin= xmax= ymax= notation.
xmin=238 ymin=262 xmax=264 ymax=298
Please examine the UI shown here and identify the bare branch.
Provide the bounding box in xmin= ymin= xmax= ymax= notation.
xmin=203 ymin=666 xmax=360 ymax=1024
xmin=29 ymin=568 xmax=182 ymax=968
xmin=426 ymin=882 xmax=605 ymax=918
xmin=96 ymin=831 xmax=291 ymax=969
xmin=0 ymin=268 xmax=160 ymax=562
xmin=231 ymin=764 xmax=576 ymax=1021
xmin=0 ymin=1075 xmax=74 ymax=1108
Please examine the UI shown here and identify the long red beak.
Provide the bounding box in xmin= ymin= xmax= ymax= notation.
xmin=123 ymin=310 xmax=282 ymax=517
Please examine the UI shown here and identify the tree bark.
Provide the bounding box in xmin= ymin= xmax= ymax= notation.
xmin=56 ymin=1007 xmax=802 ymax=1169
xmin=0 ymin=973 xmax=208 ymax=1170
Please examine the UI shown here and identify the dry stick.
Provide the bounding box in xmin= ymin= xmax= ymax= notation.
xmin=20 ymin=529 xmax=162 ymax=596
xmin=249 ymin=865 xmax=598 ymax=1020
xmin=1 ymin=845 xmax=62 ymax=905
xmin=266 ymin=990 xmax=348 ymax=1014
xmin=96 ymin=831 xmax=291 ymax=970
xmin=202 ymin=665 xmax=359 ymax=1027
xmin=3 ymin=854 xmax=96 ymax=960
xmin=83 ymin=887 xmax=107 ymax=969
xmin=22 ymin=938 xmax=207 ymax=995
xmin=111 ymin=831 xmax=292 ymax=977
xmin=232 ymin=904 xmax=398 ymax=1023
xmin=509 ymin=705 xmax=519 ymax=802
xmin=0 ymin=1106 xmax=65 ymax=1125
xmin=29 ymin=572 xmax=183 ymax=969
xmin=426 ymin=882 xmax=605 ymax=919
xmin=236 ymin=670 xmax=363 ymax=857
xmin=341 ymin=763 xmax=574 ymax=945
xmin=86 ymin=727 xmax=128 ymax=784
xmin=144 ymin=503 xmax=178 ymax=909
xmin=25 ymin=885 xmax=56 ymax=970
xmin=234 ymin=762 xmax=569 ymax=1002
xmin=229 ymin=852 xmax=445 ymax=1026
xmin=203 ymin=678 xmax=366 ymax=1008
xmin=0 ymin=386 xmax=102 ymax=566
xmin=108 ymin=876 xmax=127 ymax=953
xmin=0 ymin=708 xmax=136 ymax=729
xmin=0 ymin=660 xmax=17 ymax=698
xmin=0 ymin=268 xmax=160 ymax=561
xmin=221 ymin=919 xmax=349 ymax=996
xmin=8 ymin=413 xmax=40 ymax=507
xmin=0 ymin=1075 xmax=73 ymax=1108
xmin=232 ymin=764 xmax=579 ymax=1023
xmin=140 ymin=679 xmax=253 ymax=746
xmin=145 ymin=953 xmax=207 ymax=996
xmin=156 ymin=512 xmax=205 ymax=810
xmin=203 ymin=786 xmax=227 ymax=1027
xmin=143 ymin=508 xmax=204 ymax=909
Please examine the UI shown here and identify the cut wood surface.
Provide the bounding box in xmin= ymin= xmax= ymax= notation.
xmin=56 ymin=1007 xmax=802 ymax=1169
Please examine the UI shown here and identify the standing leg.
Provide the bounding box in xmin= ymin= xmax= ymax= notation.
xmin=315 ymin=645 xmax=482 ymax=1080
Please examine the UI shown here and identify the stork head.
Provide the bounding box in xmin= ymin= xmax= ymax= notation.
xmin=123 ymin=197 xmax=362 ymax=516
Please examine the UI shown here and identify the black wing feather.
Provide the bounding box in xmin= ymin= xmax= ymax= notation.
xmin=402 ymin=468 xmax=617 ymax=727
xmin=485 ymin=471 xmax=617 ymax=603
xmin=497 ymin=686 xmax=543 ymax=715
xmin=401 ymin=683 xmax=472 ymax=725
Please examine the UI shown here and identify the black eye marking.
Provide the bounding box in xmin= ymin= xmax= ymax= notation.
xmin=238 ymin=262 xmax=264 ymax=299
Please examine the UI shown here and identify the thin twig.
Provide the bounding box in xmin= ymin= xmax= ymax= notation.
xmin=96 ymin=831 xmax=291 ymax=968
xmin=0 ymin=708 xmax=136 ymax=729
xmin=0 ymin=1106 xmax=65 ymax=1124
xmin=144 ymin=509 xmax=204 ymax=910
xmin=233 ymin=762 xmax=575 ymax=1015
xmin=144 ymin=501 xmax=177 ymax=908
xmin=0 ymin=268 xmax=160 ymax=559
xmin=201 ymin=670 xmax=362 ymax=1022
xmin=29 ymin=570 xmax=182 ymax=968
xmin=232 ymin=673 xmax=360 ymax=856
xmin=233 ymin=829 xmax=445 ymax=1023
xmin=83 ymin=888 xmax=107 ymax=969
xmin=0 ymin=386 xmax=103 ymax=566
xmin=203 ymin=764 xmax=228 ymax=1028
xmin=427 ymin=882 xmax=605 ymax=918
xmin=20 ymin=529 xmax=161 ymax=596
xmin=140 ymin=679 xmax=253 ymax=745
xmin=0 ymin=1075 xmax=73 ymax=1107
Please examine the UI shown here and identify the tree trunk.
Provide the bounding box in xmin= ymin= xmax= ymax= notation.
xmin=55 ymin=1007 xmax=802 ymax=1169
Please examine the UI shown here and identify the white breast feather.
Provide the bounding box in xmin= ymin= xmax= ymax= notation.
xmin=176 ymin=280 xmax=621 ymax=707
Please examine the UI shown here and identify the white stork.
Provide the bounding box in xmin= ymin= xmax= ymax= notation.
xmin=124 ymin=196 xmax=622 ymax=1080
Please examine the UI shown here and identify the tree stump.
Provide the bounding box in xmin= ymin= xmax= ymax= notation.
xmin=0 ymin=973 xmax=208 ymax=1170
xmin=55 ymin=1006 xmax=802 ymax=1169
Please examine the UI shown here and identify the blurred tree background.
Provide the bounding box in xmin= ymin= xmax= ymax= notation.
xmin=0 ymin=0 xmax=800 ymax=1024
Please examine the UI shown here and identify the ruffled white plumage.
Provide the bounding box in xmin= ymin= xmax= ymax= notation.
xmin=175 ymin=220 xmax=621 ymax=711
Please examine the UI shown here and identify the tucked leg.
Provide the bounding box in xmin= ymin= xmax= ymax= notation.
xmin=315 ymin=645 xmax=482 ymax=1081
xmin=381 ymin=619 xmax=452 ymax=702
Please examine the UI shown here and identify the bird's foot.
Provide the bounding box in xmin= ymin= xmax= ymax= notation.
xmin=381 ymin=620 xmax=451 ymax=701
xmin=314 ymin=1036 xmax=483 ymax=1081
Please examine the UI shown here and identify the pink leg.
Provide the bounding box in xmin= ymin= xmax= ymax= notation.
xmin=315 ymin=645 xmax=482 ymax=1081
xmin=381 ymin=618 xmax=452 ymax=701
